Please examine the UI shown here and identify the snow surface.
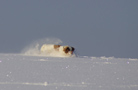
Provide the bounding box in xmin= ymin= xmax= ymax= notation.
xmin=0 ymin=53 xmax=138 ymax=90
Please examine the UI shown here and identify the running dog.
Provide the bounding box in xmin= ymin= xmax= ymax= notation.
xmin=40 ymin=44 xmax=75 ymax=57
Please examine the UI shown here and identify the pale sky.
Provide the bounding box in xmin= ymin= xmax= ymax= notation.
xmin=0 ymin=0 xmax=138 ymax=58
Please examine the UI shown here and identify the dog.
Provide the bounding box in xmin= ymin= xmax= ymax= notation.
xmin=40 ymin=44 xmax=75 ymax=57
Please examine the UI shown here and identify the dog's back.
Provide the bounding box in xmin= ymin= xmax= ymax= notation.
xmin=40 ymin=44 xmax=61 ymax=53
xmin=40 ymin=44 xmax=54 ymax=53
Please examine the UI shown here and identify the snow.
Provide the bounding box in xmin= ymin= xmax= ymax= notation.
xmin=0 ymin=53 xmax=138 ymax=90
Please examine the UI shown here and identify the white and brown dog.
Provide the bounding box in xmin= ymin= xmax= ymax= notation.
xmin=40 ymin=44 xmax=75 ymax=57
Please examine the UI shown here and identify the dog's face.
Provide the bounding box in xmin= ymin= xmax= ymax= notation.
xmin=54 ymin=45 xmax=75 ymax=55
xmin=63 ymin=46 xmax=75 ymax=54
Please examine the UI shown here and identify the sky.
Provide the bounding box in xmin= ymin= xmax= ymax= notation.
xmin=0 ymin=0 xmax=138 ymax=58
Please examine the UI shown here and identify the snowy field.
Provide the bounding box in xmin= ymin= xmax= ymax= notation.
xmin=0 ymin=54 xmax=138 ymax=90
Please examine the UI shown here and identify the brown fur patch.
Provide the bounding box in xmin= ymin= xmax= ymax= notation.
xmin=54 ymin=45 xmax=61 ymax=49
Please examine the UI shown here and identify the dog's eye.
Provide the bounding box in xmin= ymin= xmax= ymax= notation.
xmin=66 ymin=48 xmax=70 ymax=51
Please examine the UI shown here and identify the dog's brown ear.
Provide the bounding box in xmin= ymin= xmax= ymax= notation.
xmin=54 ymin=45 xmax=61 ymax=49
xmin=72 ymin=47 xmax=75 ymax=51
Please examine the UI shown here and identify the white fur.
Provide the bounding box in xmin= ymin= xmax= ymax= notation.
xmin=40 ymin=44 xmax=56 ymax=53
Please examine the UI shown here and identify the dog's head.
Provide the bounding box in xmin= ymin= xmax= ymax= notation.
xmin=53 ymin=45 xmax=75 ymax=56
xmin=63 ymin=46 xmax=75 ymax=54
